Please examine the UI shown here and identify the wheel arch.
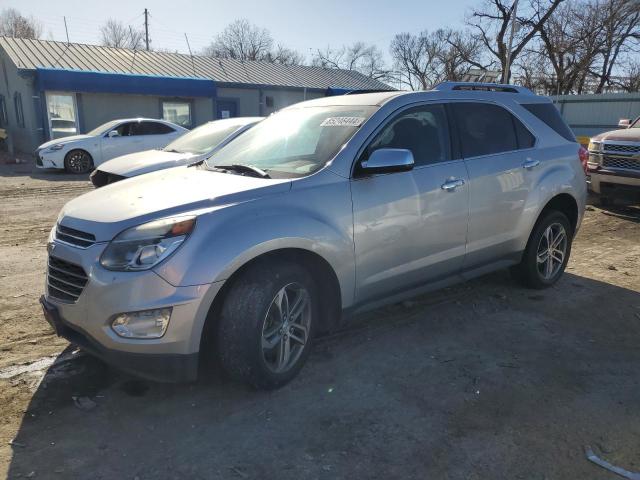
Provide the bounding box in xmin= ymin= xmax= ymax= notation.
xmin=538 ymin=193 xmax=579 ymax=234
xmin=197 ymin=247 xmax=343 ymax=362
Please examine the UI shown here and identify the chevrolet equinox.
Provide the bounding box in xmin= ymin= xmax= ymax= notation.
xmin=41 ymin=82 xmax=587 ymax=389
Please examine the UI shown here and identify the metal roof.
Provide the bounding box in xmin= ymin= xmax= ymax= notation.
xmin=0 ymin=36 xmax=392 ymax=91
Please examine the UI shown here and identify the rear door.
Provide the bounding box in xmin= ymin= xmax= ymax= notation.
xmin=351 ymin=103 xmax=470 ymax=303
xmin=450 ymin=102 xmax=538 ymax=270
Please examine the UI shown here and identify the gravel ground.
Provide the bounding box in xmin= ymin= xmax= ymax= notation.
xmin=1 ymin=164 xmax=639 ymax=480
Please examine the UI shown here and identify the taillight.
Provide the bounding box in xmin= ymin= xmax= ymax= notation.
xmin=578 ymin=146 xmax=589 ymax=175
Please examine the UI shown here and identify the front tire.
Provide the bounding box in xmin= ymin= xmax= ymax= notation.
xmin=217 ymin=260 xmax=318 ymax=390
xmin=64 ymin=149 xmax=93 ymax=174
xmin=512 ymin=211 xmax=573 ymax=289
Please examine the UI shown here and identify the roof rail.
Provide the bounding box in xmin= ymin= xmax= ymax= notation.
xmin=433 ymin=81 xmax=534 ymax=95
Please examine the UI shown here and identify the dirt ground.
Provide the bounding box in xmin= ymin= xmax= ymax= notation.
xmin=1 ymin=163 xmax=639 ymax=479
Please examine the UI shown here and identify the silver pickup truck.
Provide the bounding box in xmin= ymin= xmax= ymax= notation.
xmin=587 ymin=117 xmax=640 ymax=204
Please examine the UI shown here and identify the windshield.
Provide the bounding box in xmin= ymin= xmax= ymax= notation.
xmin=205 ymin=106 xmax=376 ymax=178
xmin=164 ymin=121 xmax=251 ymax=155
xmin=630 ymin=117 xmax=640 ymax=128
xmin=87 ymin=120 xmax=121 ymax=136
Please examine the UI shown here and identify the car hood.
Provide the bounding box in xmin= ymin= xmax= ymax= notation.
xmin=98 ymin=149 xmax=199 ymax=177
xmin=38 ymin=134 xmax=93 ymax=150
xmin=58 ymin=166 xmax=291 ymax=241
xmin=592 ymin=128 xmax=640 ymax=142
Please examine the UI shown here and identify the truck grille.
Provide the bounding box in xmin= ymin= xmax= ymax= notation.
xmin=603 ymin=143 xmax=640 ymax=154
xmin=56 ymin=225 xmax=96 ymax=248
xmin=47 ymin=256 xmax=88 ymax=303
xmin=602 ymin=155 xmax=640 ymax=171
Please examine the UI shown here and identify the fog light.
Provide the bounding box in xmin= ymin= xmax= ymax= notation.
xmin=111 ymin=308 xmax=172 ymax=339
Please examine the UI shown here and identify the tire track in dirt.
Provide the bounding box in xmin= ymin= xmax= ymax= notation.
xmin=0 ymin=184 xmax=91 ymax=200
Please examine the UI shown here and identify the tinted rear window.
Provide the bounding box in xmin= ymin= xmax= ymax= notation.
xmin=522 ymin=103 xmax=575 ymax=142
xmin=452 ymin=103 xmax=518 ymax=157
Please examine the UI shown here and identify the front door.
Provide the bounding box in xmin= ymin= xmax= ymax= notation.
xmin=351 ymin=103 xmax=470 ymax=304
xmin=217 ymin=100 xmax=238 ymax=119
xmin=100 ymin=121 xmax=145 ymax=162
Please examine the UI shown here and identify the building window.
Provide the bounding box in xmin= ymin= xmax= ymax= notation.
xmin=0 ymin=95 xmax=7 ymax=126
xmin=46 ymin=92 xmax=78 ymax=139
xmin=162 ymin=101 xmax=191 ymax=128
xmin=265 ymin=96 xmax=274 ymax=108
xmin=14 ymin=92 xmax=24 ymax=128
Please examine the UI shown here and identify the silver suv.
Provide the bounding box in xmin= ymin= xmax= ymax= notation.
xmin=41 ymin=83 xmax=587 ymax=389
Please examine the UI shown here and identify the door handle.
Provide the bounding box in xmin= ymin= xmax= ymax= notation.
xmin=522 ymin=158 xmax=540 ymax=170
xmin=441 ymin=178 xmax=465 ymax=191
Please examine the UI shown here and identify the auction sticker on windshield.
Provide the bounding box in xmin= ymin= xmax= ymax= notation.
xmin=320 ymin=117 xmax=366 ymax=127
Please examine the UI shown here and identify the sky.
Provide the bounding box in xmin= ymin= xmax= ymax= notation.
xmin=2 ymin=0 xmax=478 ymax=61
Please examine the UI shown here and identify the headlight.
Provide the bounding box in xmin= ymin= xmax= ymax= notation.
xmin=48 ymin=144 xmax=65 ymax=151
xmin=100 ymin=216 xmax=196 ymax=271
xmin=588 ymin=141 xmax=601 ymax=152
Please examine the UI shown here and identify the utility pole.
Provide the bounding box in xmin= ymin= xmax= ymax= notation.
xmin=144 ymin=8 xmax=149 ymax=51
xmin=503 ymin=0 xmax=519 ymax=84
xmin=63 ymin=16 xmax=70 ymax=44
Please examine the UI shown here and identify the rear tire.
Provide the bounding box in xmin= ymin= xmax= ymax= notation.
xmin=217 ymin=260 xmax=318 ymax=390
xmin=511 ymin=211 xmax=573 ymax=289
xmin=64 ymin=149 xmax=93 ymax=174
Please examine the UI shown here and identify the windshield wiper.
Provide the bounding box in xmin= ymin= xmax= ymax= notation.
xmin=214 ymin=164 xmax=270 ymax=178
xmin=164 ymin=148 xmax=182 ymax=153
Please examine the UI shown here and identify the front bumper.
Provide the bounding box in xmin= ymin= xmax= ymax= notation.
xmin=41 ymin=296 xmax=199 ymax=382
xmin=42 ymin=239 xmax=222 ymax=382
xmin=89 ymin=169 xmax=126 ymax=188
xmin=35 ymin=149 xmax=65 ymax=169
xmin=587 ymin=167 xmax=640 ymax=200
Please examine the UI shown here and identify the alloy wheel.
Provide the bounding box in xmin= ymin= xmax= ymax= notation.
xmin=261 ymin=282 xmax=311 ymax=374
xmin=67 ymin=151 xmax=91 ymax=173
xmin=536 ymin=222 xmax=567 ymax=280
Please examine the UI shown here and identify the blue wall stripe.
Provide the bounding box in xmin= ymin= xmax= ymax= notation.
xmin=35 ymin=68 xmax=216 ymax=98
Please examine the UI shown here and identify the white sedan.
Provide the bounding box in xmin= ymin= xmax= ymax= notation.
xmin=90 ymin=117 xmax=262 ymax=187
xmin=35 ymin=118 xmax=188 ymax=174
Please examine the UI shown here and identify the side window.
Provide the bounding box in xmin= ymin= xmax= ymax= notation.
xmin=452 ymin=103 xmax=517 ymax=157
xmin=522 ymin=103 xmax=575 ymax=142
xmin=14 ymin=92 xmax=24 ymax=128
xmin=364 ymin=104 xmax=451 ymax=167
xmin=113 ymin=122 xmax=133 ymax=136
xmin=513 ymin=116 xmax=535 ymax=149
xmin=135 ymin=121 xmax=175 ymax=135
xmin=0 ymin=95 xmax=7 ymax=126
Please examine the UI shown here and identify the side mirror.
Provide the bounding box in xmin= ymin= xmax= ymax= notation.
xmin=107 ymin=130 xmax=120 ymax=138
xmin=618 ymin=118 xmax=631 ymax=128
xmin=360 ymin=148 xmax=414 ymax=174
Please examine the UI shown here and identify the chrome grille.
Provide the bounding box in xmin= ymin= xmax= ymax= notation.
xmin=47 ymin=256 xmax=88 ymax=303
xmin=602 ymin=155 xmax=640 ymax=171
xmin=56 ymin=225 xmax=96 ymax=248
xmin=603 ymin=143 xmax=640 ymax=154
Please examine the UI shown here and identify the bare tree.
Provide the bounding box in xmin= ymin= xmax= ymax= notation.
xmin=389 ymin=29 xmax=488 ymax=90
xmin=100 ymin=19 xmax=145 ymax=49
xmin=203 ymin=19 xmax=303 ymax=65
xmin=0 ymin=8 xmax=42 ymax=39
xmin=613 ymin=60 xmax=640 ymax=91
xmin=204 ymin=19 xmax=273 ymax=61
xmin=467 ymin=0 xmax=565 ymax=82
xmin=265 ymin=45 xmax=304 ymax=66
xmin=591 ymin=0 xmax=640 ymax=93
xmin=534 ymin=1 xmax=604 ymax=94
xmin=311 ymin=42 xmax=389 ymax=79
